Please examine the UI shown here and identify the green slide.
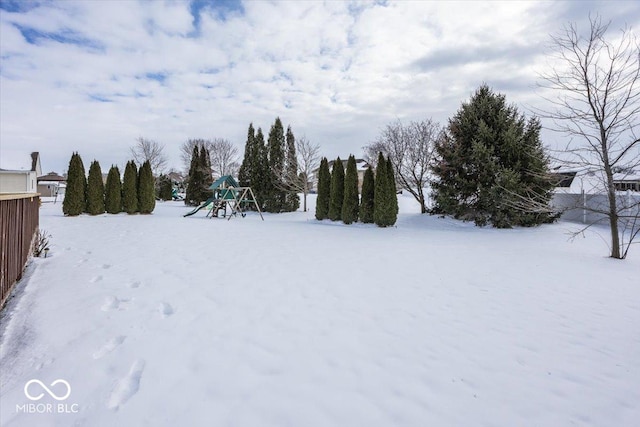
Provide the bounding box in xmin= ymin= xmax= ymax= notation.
xmin=183 ymin=197 xmax=215 ymax=217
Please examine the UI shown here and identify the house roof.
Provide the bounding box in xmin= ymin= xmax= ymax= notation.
xmin=209 ymin=175 xmax=239 ymax=190
xmin=167 ymin=171 xmax=185 ymax=182
xmin=552 ymin=169 xmax=640 ymax=194
xmin=37 ymin=172 xmax=65 ymax=182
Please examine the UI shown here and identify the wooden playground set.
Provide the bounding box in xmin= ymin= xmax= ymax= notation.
xmin=183 ymin=175 xmax=264 ymax=220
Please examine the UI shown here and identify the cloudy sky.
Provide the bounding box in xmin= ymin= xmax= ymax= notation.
xmin=1 ymin=0 xmax=639 ymax=174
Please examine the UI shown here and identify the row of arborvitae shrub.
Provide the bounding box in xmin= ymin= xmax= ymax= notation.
xmin=315 ymin=153 xmax=398 ymax=227
xmin=63 ymin=152 xmax=155 ymax=216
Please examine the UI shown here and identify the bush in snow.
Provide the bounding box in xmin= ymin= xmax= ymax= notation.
xmin=360 ymin=166 xmax=375 ymax=224
xmin=315 ymin=157 xmax=330 ymax=220
xmin=328 ymin=157 xmax=344 ymax=221
xmin=105 ymin=165 xmax=122 ymax=214
xmin=138 ymin=160 xmax=155 ymax=214
xmin=62 ymin=152 xmax=87 ymax=216
xmin=342 ymin=155 xmax=360 ymax=224
xmin=86 ymin=160 xmax=105 ymax=215
xmin=122 ymin=160 xmax=138 ymax=214
xmin=374 ymin=152 xmax=397 ymax=227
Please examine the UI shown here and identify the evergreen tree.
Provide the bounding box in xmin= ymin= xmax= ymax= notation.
xmin=86 ymin=160 xmax=105 ymax=215
xmin=328 ymin=157 xmax=345 ymax=221
xmin=62 ymin=152 xmax=87 ymax=216
xmin=431 ymin=84 xmax=555 ymax=227
xmin=238 ymin=123 xmax=255 ymax=187
xmin=265 ymin=117 xmax=286 ymax=212
xmin=185 ymin=145 xmax=201 ymax=206
xmin=138 ymin=160 xmax=156 ymax=214
xmin=200 ymin=145 xmax=213 ymax=201
xmin=342 ymin=155 xmax=359 ymax=224
xmin=251 ymin=128 xmax=268 ymax=209
xmin=386 ymin=157 xmax=399 ymax=220
xmin=360 ymin=166 xmax=375 ymax=223
xmin=315 ymin=157 xmax=331 ymax=220
xmin=105 ymin=165 xmax=122 ymax=213
xmin=122 ymin=160 xmax=138 ymax=214
xmin=284 ymin=125 xmax=300 ymax=212
xmin=374 ymin=153 xmax=396 ymax=227
xmin=157 ymin=174 xmax=173 ymax=201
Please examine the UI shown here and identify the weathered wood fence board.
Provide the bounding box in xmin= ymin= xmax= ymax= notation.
xmin=0 ymin=194 xmax=39 ymax=307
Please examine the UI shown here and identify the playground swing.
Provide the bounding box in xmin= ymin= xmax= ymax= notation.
xmin=183 ymin=175 xmax=264 ymax=221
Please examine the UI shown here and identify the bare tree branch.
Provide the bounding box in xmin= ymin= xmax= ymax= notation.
xmin=365 ymin=118 xmax=441 ymax=213
xmin=273 ymin=136 xmax=320 ymax=212
xmin=209 ymin=138 xmax=240 ymax=179
xmin=130 ymin=137 xmax=168 ymax=177
xmin=537 ymin=15 xmax=640 ymax=259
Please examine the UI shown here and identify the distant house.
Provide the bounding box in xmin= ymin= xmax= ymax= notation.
xmin=550 ymin=167 xmax=640 ymax=194
xmin=167 ymin=170 xmax=186 ymax=191
xmin=550 ymin=167 xmax=640 ymax=224
xmin=613 ymin=172 xmax=640 ymax=192
xmin=37 ymin=171 xmax=66 ymax=197
xmin=0 ymin=152 xmax=41 ymax=194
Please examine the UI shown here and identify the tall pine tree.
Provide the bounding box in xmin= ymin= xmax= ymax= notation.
xmin=86 ymin=160 xmax=105 ymax=215
xmin=265 ymin=117 xmax=286 ymax=212
xmin=360 ymin=166 xmax=375 ymax=223
xmin=105 ymin=165 xmax=122 ymax=214
xmin=342 ymin=155 xmax=359 ymax=224
xmin=185 ymin=145 xmax=201 ymax=206
xmin=138 ymin=160 xmax=156 ymax=214
xmin=315 ymin=157 xmax=331 ymax=220
xmin=284 ymin=125 xmax=300 ymax=212
xmin=122 ymin=160 xmax=138 ymax=214
xmin=431 ymin=84 xmax=554 ymax=227
xmin=328 ymin=157 xmax=345 ymax=221
xmin=238 ymin=123 xmax=255 ymax=187
xmin=374 ymin=153 xmax=396 ymax=227
xmin=200 ymin=145 xmax=213 ymax=201
xmin=252 ymin=128 xmax=268 ymax=209
xmin=62 ymin=152 xmax=87 ymax=216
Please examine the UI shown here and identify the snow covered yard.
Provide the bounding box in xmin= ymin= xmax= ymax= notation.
xmin=1 ymin=194 xmax=639 ymax=427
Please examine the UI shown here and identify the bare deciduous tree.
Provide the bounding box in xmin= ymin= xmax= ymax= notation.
xmin=365 ymin=118 xmax=441 ymax=213
xmin=272 ymin=136 xmax=320 ymax=212
xmin=130 ymin=137 xmax=168 ymax=177
xmin=209 ymin=138 xmax=240 ymax=179
xmin=538 ymin=16 xmax=640 ymax=259
xmin=180 ymin=138 xmax=240 ymax=179
xmin=180 ymin=139 xmax=213 ymax=174
xmin=296 ymin=136 xmax=320 ymax=212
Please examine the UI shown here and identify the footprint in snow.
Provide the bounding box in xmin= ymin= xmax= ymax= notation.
xmin=102 ymin=264 xmax=112 ymax=269
xmin=159 ymin=302 xmax=174 ymax=317
xmin=129 ymin=281 xmax=141 ymax=289
xmin=93 ymin=336 xmax=126 ymax=359
xmin=101 ymin=296 xmax=120 ymax=311
xmin=101 ymin=296 xmax=132 ymax=312
xmin=90 ymin=275 xmax=103 ymax=283
xmin=107 ymin=359 xmax=145 ymax=411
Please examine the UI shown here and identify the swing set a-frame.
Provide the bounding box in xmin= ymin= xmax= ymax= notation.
xmin=183 ymin=175 xmax=264 ymax=220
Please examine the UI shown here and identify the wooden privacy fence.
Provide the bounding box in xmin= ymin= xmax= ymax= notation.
xmin=0 ymin=193 xmax=39 ymax=308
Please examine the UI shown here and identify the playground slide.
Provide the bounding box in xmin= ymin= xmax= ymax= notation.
xmin=183 ymin=197 xmax=215 ymax=217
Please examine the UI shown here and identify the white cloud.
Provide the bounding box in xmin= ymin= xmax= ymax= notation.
xmin=0 ymin=0 xmax=638 ymax=173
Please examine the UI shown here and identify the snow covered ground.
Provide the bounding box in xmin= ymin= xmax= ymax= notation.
xmin=1 ymin=194 xmax=639 ymax=427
